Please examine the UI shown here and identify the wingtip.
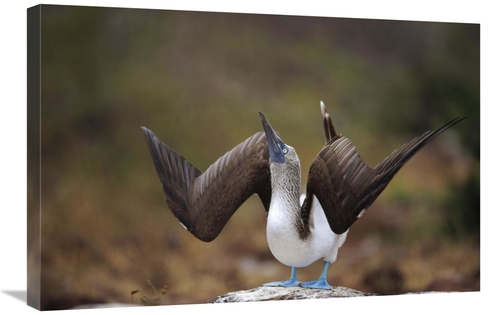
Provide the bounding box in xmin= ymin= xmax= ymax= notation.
xmin=441 ymin=116 xmax=467 ymax=131
xmin=141 ymin=126 xmax=152 ymax=135
xmin=320 ymin=101 xmax=327 ymax=116
xmin=320 ymin=101 xmax=332 ymax=120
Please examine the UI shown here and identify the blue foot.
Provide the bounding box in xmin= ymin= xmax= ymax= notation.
xmin=299 ymin=261 xmax=333 ymax=289
xmin=263 ymin=267 xmax=301 ymax=287
xmin=262 ymin=279 xmax=301 ymax=287
xmin=299 ymin=278 xmax=332 ymax=290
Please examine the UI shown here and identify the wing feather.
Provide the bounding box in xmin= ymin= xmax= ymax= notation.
xmin=304 ymin=117 xmax=466 ymax=234
xmin=142 ymin=127 xmax=271 ymax=242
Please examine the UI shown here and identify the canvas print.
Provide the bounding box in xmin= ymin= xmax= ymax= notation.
xmin=27 ymin=4 xmax=480 ymax=311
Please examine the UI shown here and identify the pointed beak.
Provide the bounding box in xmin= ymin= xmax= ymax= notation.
xmin=259 ymin=111 xmax=286 ymax=164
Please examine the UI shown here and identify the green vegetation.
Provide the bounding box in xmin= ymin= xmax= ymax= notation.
xmin=132 ymin=279 xmax=168 ymax=306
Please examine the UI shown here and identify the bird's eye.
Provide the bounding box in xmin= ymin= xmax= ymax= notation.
xmin=282 ymin=148 xmax=288 ymax=154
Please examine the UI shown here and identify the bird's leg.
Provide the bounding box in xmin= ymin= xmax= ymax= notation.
xmin=262 ymin=267 xmax=301 ymax=287
xmin=299 ymin=261 xmax=332 ymax=289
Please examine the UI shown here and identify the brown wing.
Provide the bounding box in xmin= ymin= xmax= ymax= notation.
xmin=304 ymin=116 xmax=466 ymax=235
xmin=142 ymin=127 xmax=271 ymax=242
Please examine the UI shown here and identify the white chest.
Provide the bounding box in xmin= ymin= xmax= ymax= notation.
xmin=266 ymin=194 xmax=345 ymax=268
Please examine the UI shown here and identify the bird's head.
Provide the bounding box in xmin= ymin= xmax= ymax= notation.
xmin=259 ymin=111 xmax=296 ymax=165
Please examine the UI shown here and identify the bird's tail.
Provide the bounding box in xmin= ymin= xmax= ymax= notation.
xmin=320 ymin=101 xmax=337 ymax=144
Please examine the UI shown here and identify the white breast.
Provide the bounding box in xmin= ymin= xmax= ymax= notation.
xmin=266 ymin=194 xmax=348 ymax=268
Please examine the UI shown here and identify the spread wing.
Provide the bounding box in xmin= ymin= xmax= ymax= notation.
xmin=303 ymin=116 xmax=466 ymax=235
xmin=142 ymin=127 xmax=271 ymax=242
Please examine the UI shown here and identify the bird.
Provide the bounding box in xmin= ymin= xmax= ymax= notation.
xmin=141 ymin=102 xmax=465 ymax=290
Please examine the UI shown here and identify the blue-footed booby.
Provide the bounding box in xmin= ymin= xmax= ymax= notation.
xmin=141 ymin=102 xmax=465 ymax=290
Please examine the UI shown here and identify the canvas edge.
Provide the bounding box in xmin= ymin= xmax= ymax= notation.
xmin=27 ymin=4 xmax=41 ymax=311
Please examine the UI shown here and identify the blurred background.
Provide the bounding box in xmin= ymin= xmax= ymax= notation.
xmin=28 ymin=5 xmax=479 ymax=310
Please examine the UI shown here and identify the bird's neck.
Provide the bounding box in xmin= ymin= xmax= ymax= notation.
xmin=268 ymin=159 xmax=313 ymax=240
xmin=269 ymin=160 xmax=302 ymax=215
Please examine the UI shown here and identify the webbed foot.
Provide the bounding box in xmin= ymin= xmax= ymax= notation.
xmin=262 ymin=279 xmax=301 ymax=287
xmin=299 ymin=261 xmax=332 ymax=289
xmin=262 ymin=266 xmax=301 ymax=287
xmin=299 ymin=278 xmax=331 ymax=290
